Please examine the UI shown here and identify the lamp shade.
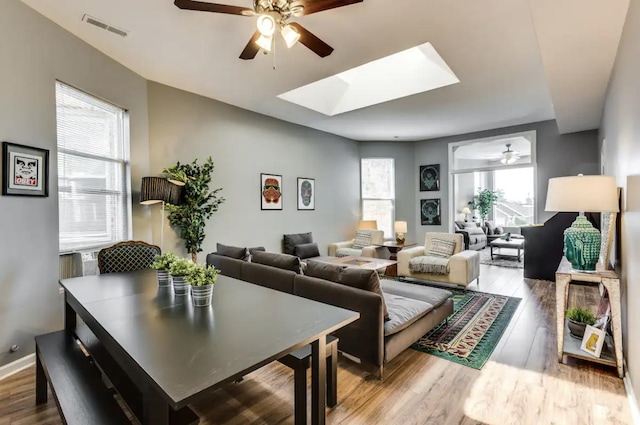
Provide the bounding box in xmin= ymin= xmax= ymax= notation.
xmin=357 ymin=220 xmax=377 ymax=230
xmin=545 ymin=175 xmax=619 ymax=213
xmin=140 ymin=177 xmax=182 ymax=205
xmin=462 ymin=207 xmax=471 ymax=214
xmin=394 ymin=221 xmax=408 ymax=233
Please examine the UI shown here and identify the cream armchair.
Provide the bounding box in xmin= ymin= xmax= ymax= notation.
xmin=397 ymin=233 xmax=480 ymax=288
xmin=328 ymin=229 xmax=388 ymax=259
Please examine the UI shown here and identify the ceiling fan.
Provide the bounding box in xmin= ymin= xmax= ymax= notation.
xmin=500 ymin=143 xmax=520 ymax=164
xmin=174 ymin=0 xmax=363 ymax=60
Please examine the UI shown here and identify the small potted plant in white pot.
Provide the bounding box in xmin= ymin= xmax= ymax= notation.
xmin=152 ymin=252 xmax=179 ymax=287
xmin=169 ymin=258 xmax=195 ymax=296
xmin=185 ymin=265 xmax=219 ymax=307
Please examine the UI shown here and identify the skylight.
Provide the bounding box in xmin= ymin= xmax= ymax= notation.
xmin=278 ymin=42 xmax=460 ymax=116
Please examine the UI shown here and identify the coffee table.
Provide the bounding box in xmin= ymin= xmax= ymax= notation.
xmin=489 ymin=238 xmax=525 ymax=262
xmin=311 ymin=256 xmax=399 ymax=277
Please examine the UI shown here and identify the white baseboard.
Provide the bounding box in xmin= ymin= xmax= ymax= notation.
xmin=625 ymin=363 xmax=640 ymax=425
xmin=0 ymin=353 xmax=35 ymax=381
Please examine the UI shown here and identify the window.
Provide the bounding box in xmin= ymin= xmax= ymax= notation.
xmin=493 ymin=167 xmax=534 ymax=226
xmin=361 ymin=158 xmax=395 ymax=237
xmin=56 ymin=82 xmax=131 ymax=252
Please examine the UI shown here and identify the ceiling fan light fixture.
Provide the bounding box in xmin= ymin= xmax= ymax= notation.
xmin=256 ymin=33 xmax=273 ymax=52
xmin=257 ymin=14 xmax=276 ymax=36
xmin=500 ymin=143 xmax=519 ymax=164
xmin=281 ymin=24 xmax=300 ymax=48
xmin=291 ymin=5 xmax=305 ymax=16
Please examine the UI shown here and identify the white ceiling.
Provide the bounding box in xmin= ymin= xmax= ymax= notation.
xmin=20 ymin=0 xmax=630 ymax=141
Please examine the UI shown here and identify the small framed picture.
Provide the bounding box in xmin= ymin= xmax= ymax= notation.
xmin=260 ymin=173 xmax=282 ymax=210
xmin=297 ymin=177 xmax=315 ymax=210
xmin=2 ymin=142 xmax=49 ymax=197
xmin=419 ymin=164 xmax=440 ymax=192
xmin=581 ymin=325 xmax=606 ymax=358
xmin=420 ymin=198 xmax=441 ymax=225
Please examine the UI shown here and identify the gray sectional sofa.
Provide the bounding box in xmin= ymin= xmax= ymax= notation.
xmin=206 ymin=250 xmax=453 ymax=378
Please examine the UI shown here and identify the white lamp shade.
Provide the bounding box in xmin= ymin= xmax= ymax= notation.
xmin=357 ymin=220 xmax=377 ymax=230
xmin=462 ymin=207 xmax=471 ymax=214
xmin=255 ymin=34 xmax=272 ymax=52
xmin=394 ymin=221 xmax=408 ymax=233
xmin=545 ymin=175 xmax=619 ymax=213
xmin=281 ymin=24 xmax=300 ymax=48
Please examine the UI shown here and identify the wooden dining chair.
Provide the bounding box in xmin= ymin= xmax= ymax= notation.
xmin=97 ymin=241 xmax=161 ymax=274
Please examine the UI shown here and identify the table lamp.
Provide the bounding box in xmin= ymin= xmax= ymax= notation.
xmin=462 ymin=207 xmax=472 ymax=222
xmin=545 ymin=175 xmax=618 ymax=271
xmin=357 ymin=220 xmax=377 ymax=230
xmin=140 ymin=177 xmax=183 ymax=251
xmin=394 ymin=221 xmax=408 ymax=244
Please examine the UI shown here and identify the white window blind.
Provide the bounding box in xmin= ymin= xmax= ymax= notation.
xmin=361 ymin=158 xmax=395 ymax=237
xmin=56 ymin=82 xmax=131 ymax=253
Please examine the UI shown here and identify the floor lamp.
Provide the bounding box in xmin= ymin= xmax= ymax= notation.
xmin=140 ymin=177 xmax=183 ymax=252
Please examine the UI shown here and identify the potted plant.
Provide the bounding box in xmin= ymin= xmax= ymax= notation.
xmin=152 ymin=252 xmax=179 ymax=287
xmin=163 ymin=158 xmax=225 ymax=263
xmin=185 ymin=264 xmax=219 ymax=307
xmin=566 ymin=307 xmax=596 ymax=338
xmin=169 ymin=258 xmax=196 ymax=296
xmin=469 ymin=189 xmax=500 ymax=222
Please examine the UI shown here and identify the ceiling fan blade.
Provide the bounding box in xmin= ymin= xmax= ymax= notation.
xmin=293 ymin=0 xmax=363 ymax=16
xmin=239 ymin=31 xmax=262 ymax=60
xmin=288 ymin=23 xmax=333 ymax=58
xmin=174 ymin=0 xmax=253 ymax=16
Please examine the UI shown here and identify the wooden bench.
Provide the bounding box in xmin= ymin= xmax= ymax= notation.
xmin=278 ymin=335 xmax=339 ymax=425
xmin=35 ymin=330 xmax=130 ymax=425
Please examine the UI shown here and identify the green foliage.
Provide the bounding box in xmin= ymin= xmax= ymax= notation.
xmin=163 ymin=157 xmax=225 ymax=263
xmin=169 ymin=258 xmax=196 ymax=277
xmin=469 ymin=188 xmax=500 ymax=221
xmin=185 ymin=264 xmax=219 ymax=287
xmin=152 ymin=252 xmax=179 ymax=271
xmin=566 ymin=307 xmax=596 ymax=325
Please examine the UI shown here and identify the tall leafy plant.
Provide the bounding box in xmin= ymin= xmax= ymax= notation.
xmin=469 ymin=188 xmax=500 ymax=221
xmin=163 ymin=158 xmax=225 ymax=263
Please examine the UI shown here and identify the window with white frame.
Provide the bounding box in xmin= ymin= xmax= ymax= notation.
xmin=56 ymin=82 xmax=131 ymax=253
xmin=361 ymin=158 xmax=395 ymax=237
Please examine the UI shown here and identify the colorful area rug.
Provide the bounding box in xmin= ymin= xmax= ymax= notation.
xmin=479 ymin=247 xmax=524 ymax=269
xmin=408 ymin=281 xmax=521 ymax=369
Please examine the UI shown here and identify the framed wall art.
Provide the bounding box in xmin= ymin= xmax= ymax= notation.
xmin=260 ymin=173 xmax=282 ymax=210
xmin=419 ymin=164 xmax=440 ymax=192
xmin=420 ymin=198 xmax=441 ymax=225
xmin=2 ymin=142 xmax=49 ymax=197
xmin=297 ymin=177 xmax=315 ymax=210
xmin=580 ymin=325 xmax=606 ymax=358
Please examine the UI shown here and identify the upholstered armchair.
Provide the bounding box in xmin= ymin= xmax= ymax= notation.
xmin=328 ymin=229 xmax=388 ymax=259
xmin=98 ymin=241 xmax=161 ymax=274
xmin=397 ymin=233 xmax=480 ymax=288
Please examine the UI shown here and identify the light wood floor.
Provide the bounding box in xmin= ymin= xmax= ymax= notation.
xmin=0 ymin=263 xmax=631 ymax=425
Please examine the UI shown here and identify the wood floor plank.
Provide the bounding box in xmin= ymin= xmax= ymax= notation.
xmin=0 ymin=265 xmax=631 ymax=425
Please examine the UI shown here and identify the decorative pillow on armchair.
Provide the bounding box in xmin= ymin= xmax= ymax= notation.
xmin=427 ymin=238 xmax=456 ymax=258
xmin=353 ymin=230 xmax=373 ymax=249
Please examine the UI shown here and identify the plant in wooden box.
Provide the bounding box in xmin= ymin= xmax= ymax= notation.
xmin=163 ymin=158 xmax=225 ymax=263
xmin=152 ymin=252 xmax=179 ymax=287
xmin=469 ymin=189 xmax=500 ymax=221
xmin=185 ymin=265 xmax=219 ymax=307
xmin=169 ymin=258 xmax=196 ymax=296
xmin=566 ymin=307 xmax=596 ymax=338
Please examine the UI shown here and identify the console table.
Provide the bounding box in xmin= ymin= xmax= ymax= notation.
xmin=555 ymin=258 xmax=623 ymax=378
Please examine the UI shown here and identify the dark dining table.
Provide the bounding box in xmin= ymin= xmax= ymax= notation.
xmin=60 ymin=270 xmax=359 ymax=425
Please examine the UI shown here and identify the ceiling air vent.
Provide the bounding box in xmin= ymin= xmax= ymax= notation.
xmin=82 ymin=14 xmax=128 ymax=38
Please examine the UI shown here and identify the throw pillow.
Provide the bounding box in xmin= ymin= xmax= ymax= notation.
xmin=247 ymin=246 xmax=265 ymax=262
xmin=427 ymin=238 xmax=456 ymax=258
xmin=283 ymin=232 xmax=313 ymax=255
xmin=216 ymin=243 xmax=247 ymax=260
xmin=485 ymin=221 xmax=497 ymax=235
xmin=495 ymin=226 xmax=504 ymax=235
xmin=304 ymin=261 xmax=344 ymax=282
xmin=294 ymin=242 xmax=320 ymax=259
xmin=251 ymin=251 xmax=302 ymax=274
xmin=353 ymin=230 xmax=373 ymax=249
xmin=338 ymin=268 xmax=389 ymax=320
xmin=464 ymin=225 xmax=485 ymax=235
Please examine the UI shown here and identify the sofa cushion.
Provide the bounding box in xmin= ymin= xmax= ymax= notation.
xmin=335 ymin=247 xmax=361 ymax=258
xmin=251 ymin=251 xmax=302 ymax=274
xmin=427 ymin=238 xmax=456 ymax=258
xmin=241 ymin=262 xmax=295 ymax=293
xmin=495 ymin=226 xmax=505 ymax=235
xmin=454 ymin=220 xmax=466 ymax=231
xmin=380 ymin=279 xmax=451 ymax=309
xmin=248 ymin=246 xmax=265 ymax=255
xmin=283 ymin=232 xmax=313 ymax=255
xmin=383 ymin=293 xmax=434 ymax=336
xmin=485 ymin=221 xmax=497 ymax=235
xmin=294 ymin=242 xmax=320 ymax=259
xmin=339 ymin=268 xmax=388 ymax=320
xmin=353 ymin=230 xmax=373 ymax=249
xmin=216 ymin=243 xmax=247 ymax=260
xmin=464 ymin=225 xmax=485 ymax=235
xmin=206 ymin=253 xmax=243 ymax=280
xmin=304 ymin=261 xmax=344 ymax=281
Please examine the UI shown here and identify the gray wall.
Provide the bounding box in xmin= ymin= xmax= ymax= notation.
xmin=147 ymin=82 xmax=360 ymax=258
xmin=0 ymin=0 xmax=151 ymax=367
xmin=358 ymin=142 xmax=416 ymax=242
xmin=412 ymin=120 xmax=599 ymax=237
xmin=599 ymin=0 xmax=640 ymax=405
